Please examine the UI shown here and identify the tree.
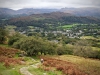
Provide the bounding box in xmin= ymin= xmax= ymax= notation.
xmin=8 ymin=32 xmax=23 ymax=45
xmin=0 ymin=28 xmax=7 ymax=44
xmin=73 ymin=40 xmax=93 ymax=58
xmin=55 ymin=45 xmax=65 ymax=55
xmin=13 ymin=37 xmax=57 ymax=56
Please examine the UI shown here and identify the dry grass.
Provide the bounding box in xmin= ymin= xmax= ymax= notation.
xmin=0 ymin=46 xmax=20 ymax=57
xmin=41 ymin=56 xmax=88 ymax=75
xmin=54 ymin=55 xmax=100 ymax=75
xmin=0 ymin=46 xmax=24 ymax=67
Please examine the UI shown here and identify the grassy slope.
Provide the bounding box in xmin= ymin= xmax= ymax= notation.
xmin=28 ymin=66 xmax=62 ymax=75
xmin=0 ymin=45 xmax=22 ymax=75
xmin=1 ymin=44 xmax=100 ymax=75
xmin=0 ymin=63 xmax=23 ymax=75
xmin=54 ymin=55 xmax=100 ymax=75
xmin=0 ymin=45 xmax=61 ymax=75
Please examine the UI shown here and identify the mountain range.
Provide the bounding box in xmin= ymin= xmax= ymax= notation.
xmin=0 ymin=7 xmax=100 ymax=29
xmin=6 ymin=12 xmax=100 ymax=29
xmin=61 ymin=7 xmax=100 ymax=18
xmin=0 ymin=7 xmax=100 ymax=19
xmin=0 ymin=8 xmax=58 ymax=19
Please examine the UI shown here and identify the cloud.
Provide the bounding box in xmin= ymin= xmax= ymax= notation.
xmin=0 ymin=0 xmax=100 ymax=10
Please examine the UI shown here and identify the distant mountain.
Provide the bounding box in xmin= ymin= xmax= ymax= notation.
xmin=10 ymin=12 xmax=73 ymax=21
xmin=0 ymin=8 xmax=58 ymax=19
xmin=0 ymin=8 xmax=30 ymax=19
xmin=0 ymin=8 xmax=16 ymax=19
xmin=60 ymin=7 xmax=100 ymax=19
xmin=0 ymin=8 xmax=16 ymax=15
xmin=7 ymin=12 xmax=100 ymax=28
xmin=0 ymin=7 xmax=100 ymax=19
xmin=16 ymin=8 xmax=58 ymax=15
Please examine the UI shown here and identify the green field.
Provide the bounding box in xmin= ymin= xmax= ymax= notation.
xmin=58 ymin=24 xmax=78 ymax=29
xmin=0 ymin=63 xmax=22 ymax=75
xmin=80 ymin=36 xmax=96 ymax=39
xmin=28 ymin=26 xmax=34 ymax=29
xmin=5 ymin=25 xmax=16 ymax=30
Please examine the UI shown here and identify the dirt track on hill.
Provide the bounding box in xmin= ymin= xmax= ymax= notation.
xmin=20 ymin=59 xmax=40 ymax=75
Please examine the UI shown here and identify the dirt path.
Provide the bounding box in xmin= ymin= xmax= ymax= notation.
xmin=20 ymin=59 xmax=40 ymax=75
xmin=20 ymin=67 xmax=33 ymax=75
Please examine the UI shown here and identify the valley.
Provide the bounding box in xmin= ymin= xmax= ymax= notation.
xmin=0 ymin=7 xmax=100 ymax=75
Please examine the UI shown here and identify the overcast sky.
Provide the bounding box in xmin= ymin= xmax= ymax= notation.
xmin=0 ymin=0 xmax=100 ymax=10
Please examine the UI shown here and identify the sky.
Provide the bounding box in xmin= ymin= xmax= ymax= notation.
xmin=0 ymin=0 xmax=100 ymax=10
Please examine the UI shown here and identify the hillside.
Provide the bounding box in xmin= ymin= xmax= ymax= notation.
xmin=0 ymin=46 xmax=100 ymax=75
xmin=0 ymin=27 xmax=100 ymax=75
xmin=8 ymin=12 xmax=73 ymax=22
xmin=43 ymin=55 xmax=100 ymax=75
xmin=6 ymin=12 xmax=100 ymax=29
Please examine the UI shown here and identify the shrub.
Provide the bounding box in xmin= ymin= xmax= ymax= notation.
xmin=0 ymin=28 xmax=7 ymax=44
xmin=8 ymin=32 xmax=23 ymax=45
xmin=73 ymin=40 xmax=100 ymax=59
xmin=55 ymin=44 xmax=73 ymax=55
xmin=13 ymin=37 xmax=57 ymax=56
xmin=56 ymin=45 xmax=66 ymax=55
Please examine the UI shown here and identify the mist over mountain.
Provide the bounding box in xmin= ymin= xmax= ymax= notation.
xmin=0 ymin=8 xmax=58 ymax=19
xmin=0 ymin=7 xmax=100 ymax=19
xmin=0 ymin=8 xmax=16 ymax=19
xmin=16 ymin=8 xmax=58 ymax=15
xmin=60 ymin=7 xmax=100 ymax=19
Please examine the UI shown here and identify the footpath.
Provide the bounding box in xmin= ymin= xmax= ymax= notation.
xmin=20 ymin=59 xmax=40 ymax=75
